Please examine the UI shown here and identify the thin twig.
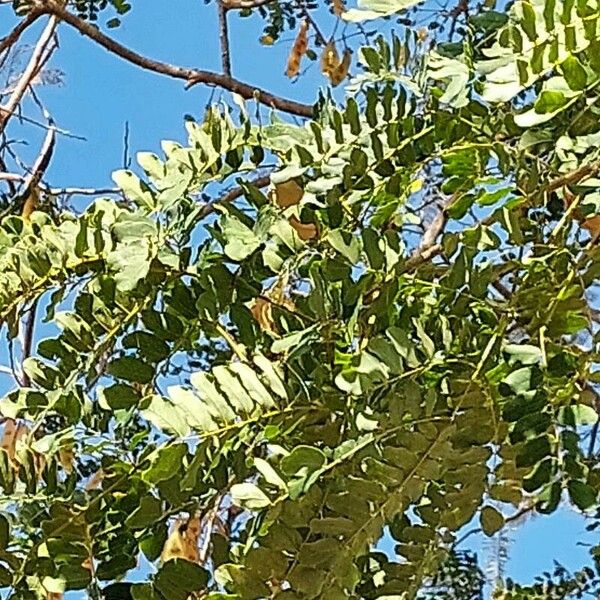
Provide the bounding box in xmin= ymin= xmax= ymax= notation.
xmin=0 ymin=10 xmax=44 ymax=58
xmin=19 ymin=297 xmax=39 ymax=387
xmin=0 ymin=172 xmax=119 ymax=196
xmin=122 ymin=120 xmax=130 ymax=169
xmin=0 ymin=15 xmax=59 ymax=131
xmin=21 ymin=117 xmax=55 ymax=192
xmin=198 ymin=173 xmax=271 ymax=219
xmin=198 ymin=493 xmax=224 ymax=564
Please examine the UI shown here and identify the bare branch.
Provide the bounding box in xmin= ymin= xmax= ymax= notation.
xmin=0 ymin=172 xmax=118 ymax=196
xmin=218 ymin=2 xmax=232 ymax=77
xmin=19 ymin=297 xmax=38 ymax=387
xmin=37 ymin=0 xmax=314 ymax=118
xmin=22 ymin=117 xmax=55 ymax=193
xmin=0 ymin=10 xmax=44 ymax=58
xmin=0 ymin=15 xmax=59 ymax=131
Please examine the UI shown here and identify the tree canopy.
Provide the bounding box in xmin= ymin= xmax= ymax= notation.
xmin=1 ymin=0 xmax=600 ymax=598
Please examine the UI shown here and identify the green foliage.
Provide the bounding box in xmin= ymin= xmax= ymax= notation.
xmin=3 ymin=0 xmax=600 ymax=597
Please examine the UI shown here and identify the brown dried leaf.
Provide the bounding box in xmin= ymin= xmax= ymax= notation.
xmin=290 ymin=216 xmax=318 ymax=241
xmin=86 ymin=469 xmax=105 ymax=491
xmin=250 ymin=297 xmax=274 ymax=332
xmin=33 ymin=451 xmax=46 ymax=481
xmin=564 ymin=192 xmax=600 ymax=241
xmin=286 ymin=20 xmax=309 ymax=78
xmin=58 ymin=446 xmax=75 ymax=474
xmin=0 ymin=419 xmax=18 ymax=462
xmin=21 ymin=187 xmax=40 ymax=222
xmin=47 ymin=594 xmax=63 ymax=600
xmin=273 ymin=179 xmax=304 ymax=208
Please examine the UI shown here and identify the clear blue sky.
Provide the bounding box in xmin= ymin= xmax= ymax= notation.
xmin=2 ymin=2 xmax=597 ymax=596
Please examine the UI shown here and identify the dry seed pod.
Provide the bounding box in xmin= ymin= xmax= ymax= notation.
xmin=286 ymin=20 xmax=309 ymax=78
xmin=330 ymin=49 xmax=352 ymax=87
xmin=320 ymin=40 xmax=340 ymax=79
xmin=161 ymin=519 xmax=187 ymax=563
xmin=332 ymin=0 xmax=346 ymax=16
xmin=161 ymin=516 xmax=201 ymax=564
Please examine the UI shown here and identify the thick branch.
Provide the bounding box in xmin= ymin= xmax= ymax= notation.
xmin=547 ymin=159 xmax=600 ymax=192
xmin=37 ymin=0 xmax=314 ymax=118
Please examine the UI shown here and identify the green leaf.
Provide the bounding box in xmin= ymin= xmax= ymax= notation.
xmin=154 ymin=560 xmax=209 ymax=600
xmin=220 ymin=212 xmax=260 ymax=261
xmin=503 ymin=344 xmax=542 ymax=365
xmin=568 ymin=480 xmax=597 ymax=510
xmin=112 ymin=170 xmax=155 ymax=209
xmin=342 ymin=0 xmax=422 ymax=21
xmin=126 ymin=496 xmax=162 ymax=530
xmin=108 ymin=356 xmax=154 ymax=384
xmin=534 ymin=90 xmax=568 ymax=113
xmin=281 ymin=446 xmax=326 ymax=476
xmin=560 ymin=55 xmax=587 ymax=90
xmin=230 ymin=483 xmax=271 ymax=510
xmin=480 ymin=506 xmax=504 ymax=536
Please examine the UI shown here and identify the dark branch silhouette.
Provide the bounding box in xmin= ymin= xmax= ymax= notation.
xmin=34 ymin=0 xmax=314 ymax=118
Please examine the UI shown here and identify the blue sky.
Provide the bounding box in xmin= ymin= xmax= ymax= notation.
xmin=2 ymin=2 xmax=598 ymax=596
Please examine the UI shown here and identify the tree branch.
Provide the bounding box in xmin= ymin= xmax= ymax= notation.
xmin=218 ymin=1 xmax=232 ymax=77
xmin=0 ymin=10 xmax=43 ymax=58
xmin=19 ymin=297 xmax=38 ymax=387
xmin=36 ymin=0 xmax=314 ymax=118
xmin=0 ymin=15 xmax=58 ymax=131
xmin=23 ymin=119 xmax=56 ymax=192
xmin=198 ymin=174 xmax=271 ymax=219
